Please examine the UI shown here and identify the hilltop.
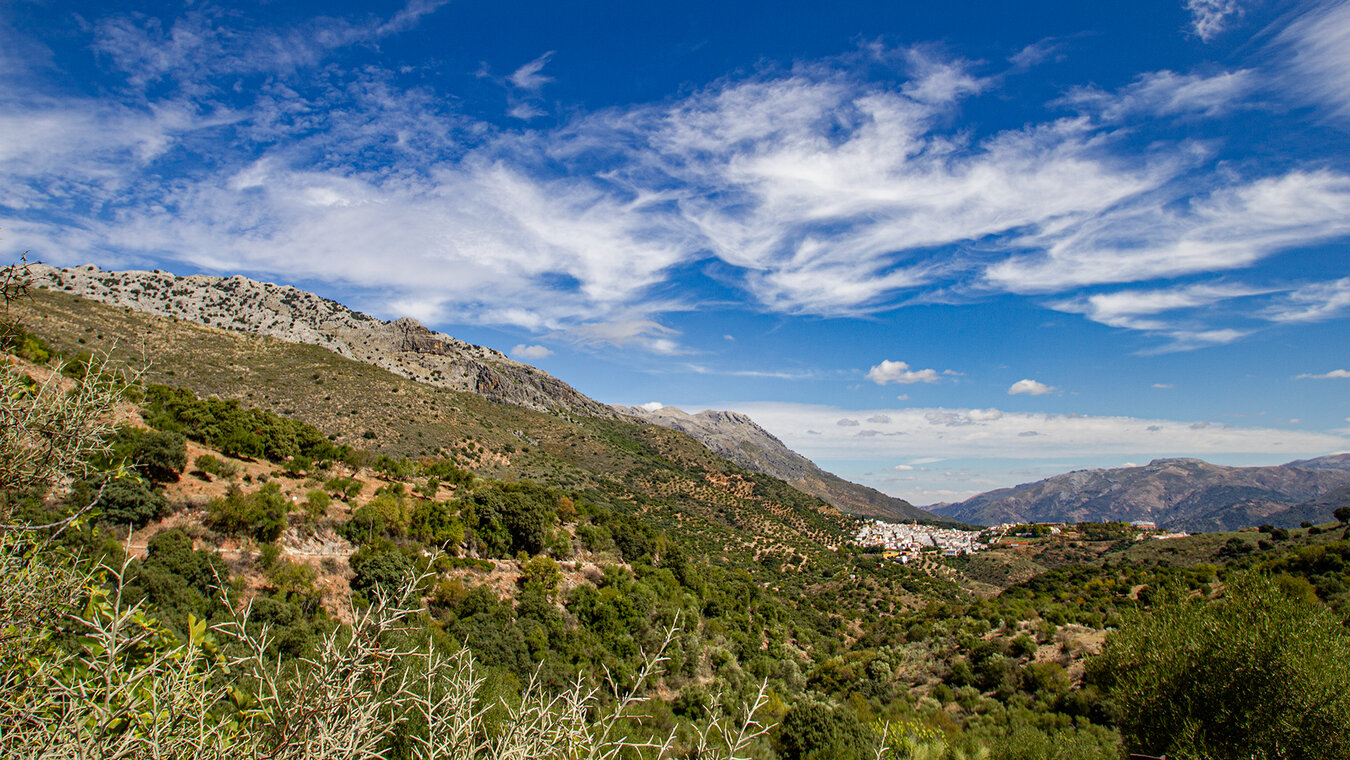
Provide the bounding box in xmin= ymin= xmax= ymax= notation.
xmin=934 ymin=456 xmax=1350 ymax=531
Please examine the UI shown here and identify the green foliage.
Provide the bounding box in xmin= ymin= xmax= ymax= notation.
xmin=468 ymin=482 xmax=560 ymax=558
xmin=324 ymin=475 xmax=364 ymax=500
xmin=1088 ymin=572 xmax=1350 ymax=759
xmin=776 ymin=701 xmax=872 ymax=760
xmin=127 ymin=528 xmax=230 ymax=635
xmin=108 ymin=426 xmax=187 ymax=483
xmin=349 ymin=548 xmax=415 ymax=598
xmin=84 ymin=475 xmax=168 ymax=527
xmin=420 ymin=458 xmax=474 ymax=488
xmin=520 ymin=554 xmax=561 ymax=597
xmin=303 ymin=489 xmax=331 ymax=518
xmin=409 ymin=499 xmax=465 ymax=550
xmin=206 ymin=483 xmax=288 ymax=542
xmin=141 ymin=384 xmax=353 ymax=464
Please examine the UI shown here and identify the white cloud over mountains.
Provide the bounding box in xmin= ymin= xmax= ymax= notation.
xmin=2 ymin=1 xmax=1350 ymax=354
xmin=720 ymin=401 xmax=1350 ymax=468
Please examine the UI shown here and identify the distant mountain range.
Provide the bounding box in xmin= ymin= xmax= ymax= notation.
xmin=621 ymin=405 xmax=935 ymax=522
xmin=30 ymin=264 xmax=935 ymax=522
xmin=933 ymin=455 xmax=1350 ymax=531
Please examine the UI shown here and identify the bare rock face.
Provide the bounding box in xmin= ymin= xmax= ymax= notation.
xmin=623 ymin=405 xmax=941 ymax=523
xmin=29 ymin=264 xmax=615 ymax=418
xmin=933 ymin=455 xmax=1350 ymax=530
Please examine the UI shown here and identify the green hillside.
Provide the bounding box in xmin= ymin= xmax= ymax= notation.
xmin=8 ymin=283 xmax=1350 ymax=760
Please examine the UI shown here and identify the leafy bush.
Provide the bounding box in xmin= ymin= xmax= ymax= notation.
xmin=87 ymin=476 xmax=168 ymax=527
xmin=409 ymin=500 xmax=465 ymax=550
xmin=349 ymin=549 xmax=415 ymax=598
xmin=1088 ymin=572 xmax=1350 ymax=759
xmin=468 ymin=483 xmax=559 ymax=558
xmin=775 ymin=701 xmax=871 ymax=760
xmin=303 ymin=489 xmax=331 ymax=519
xmin=324 ymin=476 xmax=364 ymax=501
xmin=108 ymin=427 xmax=187 ymax=484
xmin=141 ymin=384 xmax=352 ymax=464
xmin=206 ymin=483 xmax=288 ymax=542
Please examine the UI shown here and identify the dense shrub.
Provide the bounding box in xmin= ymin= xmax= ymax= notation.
xmin=775 ymin=701 xmax=871 ymax=760
xmin=468 ymin=483 xmax=559 ymax=557
xmin=206 ymin=483 xmax=288 ymax=542
xmin=349 ymin=549 xmax=415 ymax=598
xmin=88 ymin=476 xmax=168 ymax=527
xmin=409 ymin=499 xmax=465 ymax=549
xmin=1088 ymin=572 xmax=1350 ymax=759
xmin=108 ymin=427 xmax=187 ymax=483
xmin=141 ymin=384 xmax=352 ymax=464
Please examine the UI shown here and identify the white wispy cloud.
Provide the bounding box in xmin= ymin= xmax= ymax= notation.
xmin=1060 ymin=69 xmax=1254 ymax=121
xmin=509 ymin=51 xmax=555 ymax=91
xmin=1185 ymin=0 xmax=1242 ymax=42
xmin=1265 ymin=277 xmax=1350 ymax=323
xmin=3 ymin=7 xmax=1349 ymax=357
xmin=866 ymin=360 xmax=943 ymax=385
xmin=1274 ymin=0 xmax=1350 ymax=119
xmin=1297 ymin=369 xmax=1350 ymax=379
xmin=1008 ymin=379 xmax=1055 ymax=395
xmin=987 ymin=171 xmax=1350 ymax=293
xmin=1050 ymin=282 xmax=1272 ymax=331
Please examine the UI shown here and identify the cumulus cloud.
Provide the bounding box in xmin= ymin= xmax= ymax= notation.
xmin=1298 ymin=369 xmax=1350 ymax=379
xmin=866 ymin=360 xmax=942 ymax=385
xmin=867 ymin=414 xmax=892 ymax=424
xmin=511 ymin=343 xmax=553 ymax=359
xmin=638 ymin=401 xmax=665 ymax=411
xmin=1008 ymin=379 xmax=1055 ymax=395
xmin=837 ymin=418 xmax=861 ymax=427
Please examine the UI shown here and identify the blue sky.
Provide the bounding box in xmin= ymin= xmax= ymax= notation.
xmin=3 ymin=0 xmax=1350 ymax=504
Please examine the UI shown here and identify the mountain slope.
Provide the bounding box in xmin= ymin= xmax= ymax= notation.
xmin=29 ymin=264 xmax=924 ymax=522
xmin=16 ymin=286 xmax=860 ymax=563
xmin=622 ymin=405 xmax=940 ymax=522
xmin=933 ymin=456 xmax=1350 ymax=531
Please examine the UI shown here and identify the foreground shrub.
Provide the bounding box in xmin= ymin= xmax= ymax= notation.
xmin=1088 ymin=572 xmax=1350 ymax=759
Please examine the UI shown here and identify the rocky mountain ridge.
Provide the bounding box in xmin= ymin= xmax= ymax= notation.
xmin=934 ymin=455 xmax=1350 ymax=531
xmin=621 ymin=405 xmax=940 ymax=523
xmin=30 ymin=264 xmax=615 ymax=418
